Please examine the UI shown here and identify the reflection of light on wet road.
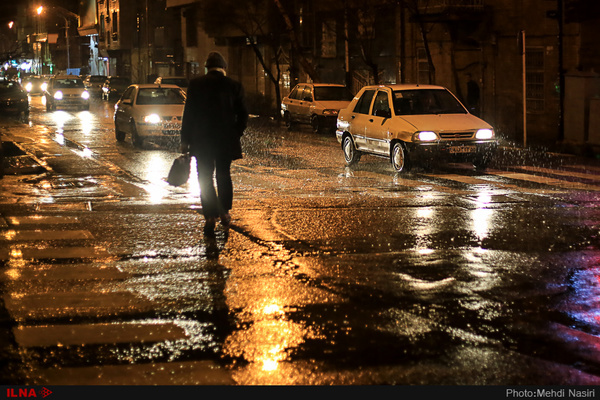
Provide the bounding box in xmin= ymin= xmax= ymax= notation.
xmin=144 ymin=153 xmax=171 ymax=203
xmin=224 ymin=294 xmax=306 ymax=379
xmin=54 ymin=132 xmax=65 ymax=145
xmin=472 ymin=191 xmax=494 ymax=241
xmin=78 ymin=111 xmax=94 ymax=135
xmin=52 ymin=111 xmax=71 ymax=129
xmin=414 ymin=206 xmax=435 ymax=251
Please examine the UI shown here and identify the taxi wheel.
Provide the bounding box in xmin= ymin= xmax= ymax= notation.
xmin=342 ymin=135 xmax=361 ymax=166
xmin=391 ymin=142 xmax=410 ymax=173
xmin=131 ymin=123 xmax=144 ymax=148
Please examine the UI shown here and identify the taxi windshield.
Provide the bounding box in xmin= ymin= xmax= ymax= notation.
xmin=393 ymin=89 xmax=467 ymax=115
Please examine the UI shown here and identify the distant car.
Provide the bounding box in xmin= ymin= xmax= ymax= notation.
xmin=0 ymin=79 xmax=29 ymax=116
xmin=281 ymin=83 xmax=353 ymax=133
xmin=22 ymin=75 xmax=47 ymax=95
xmin=102 ymin=76 xmax=132 ymax=101
xmin=84 ymin=74 xmax=107 ymax=98
xmin=336 ymin=84 xmax=497 ymax=172
xmin=154 ymin=76 xmax=189 ymax=92
xmin=114 ymin=83 xmax=186 ymax=148
xmin=44 ymin=75 xmax=90 ymax=111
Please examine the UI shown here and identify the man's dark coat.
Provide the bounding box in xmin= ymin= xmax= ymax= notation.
xmin=180 ymin=70 xmax=248 ymax=160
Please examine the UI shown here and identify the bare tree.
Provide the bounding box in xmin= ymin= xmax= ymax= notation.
xmin=272 ymin=0 xmax=321 ymax=82
xmin=400 ymin=0 xmax=436 ymax=84
xmin=202 ymin=0 xmax=286 ymax=117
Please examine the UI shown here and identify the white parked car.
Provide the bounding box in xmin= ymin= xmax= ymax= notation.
xmin=113 ymin=84 xmax=186 ymax=148
xmin=336 ymin=84 xmax=498 ymax=172
xmin=281 ymin=83 xmax=353 ymax=133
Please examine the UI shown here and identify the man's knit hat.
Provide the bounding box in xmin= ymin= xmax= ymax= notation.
xmin=205 ymin=51 xmax=227 ymax=70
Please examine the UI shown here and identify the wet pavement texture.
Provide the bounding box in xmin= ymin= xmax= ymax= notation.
xmin=1 ymin=98 xmax=600 ymax=385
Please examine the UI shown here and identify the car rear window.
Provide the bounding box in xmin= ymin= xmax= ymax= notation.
xmin=0 ymin=81 xmax=23 ymax=93
xmin=314 ymin=86 xmax=353 ymax=101
xmin=136 ymin=88 xmax=185 ymax=105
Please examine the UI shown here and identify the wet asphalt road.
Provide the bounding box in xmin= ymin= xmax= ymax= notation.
xmin=1 ymin=95 xmax=600 ymax=386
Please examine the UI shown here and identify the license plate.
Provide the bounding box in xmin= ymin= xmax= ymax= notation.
xmin=449 ymin=145 xmax=476 ymax=154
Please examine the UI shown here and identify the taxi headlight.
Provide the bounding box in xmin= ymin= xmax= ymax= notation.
xmin=415 ymin=131 xmax=438 ymax=141
xmin=53 ymin=91 xmax=63 ymax=100
xmin=81 ymin=91 xmax=90 ymax=100
xmin=41 ymin=82 xmax=48 ymax=91
xmin=25 ymin=83 xmax=33 ymax=92
xmin=475 ymin=129 xmax=493 ymax=140
xmin=144 ymin=114 xmax=161 ymax=124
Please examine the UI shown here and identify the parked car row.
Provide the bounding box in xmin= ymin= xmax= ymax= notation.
xmin=282 ymin=82 xmax=497 ymax=172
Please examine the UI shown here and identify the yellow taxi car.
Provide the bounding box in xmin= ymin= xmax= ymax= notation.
xmin=281 ymin=83 xmax=353 ymax=133
xmin=336 ymin=84 xmax=497 ymax=172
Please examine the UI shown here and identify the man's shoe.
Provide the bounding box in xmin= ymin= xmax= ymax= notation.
xmin=204 ymin=217 xmax=217 ymax=236
xmin=220 ymin=213 xmax=231 ymax=227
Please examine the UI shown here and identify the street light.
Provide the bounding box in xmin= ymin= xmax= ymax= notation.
xmin=35 ymin=6 xmax=80 ymax=72
xmin=35 ymin=6 xmax=43 ymax=75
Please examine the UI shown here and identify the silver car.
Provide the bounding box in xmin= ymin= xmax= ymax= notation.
xmin=114 ymin=84 xmax=186 ymax=148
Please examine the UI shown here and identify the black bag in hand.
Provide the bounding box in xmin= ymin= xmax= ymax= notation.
xmin=167 ymin=154 xmax=191 ymax=186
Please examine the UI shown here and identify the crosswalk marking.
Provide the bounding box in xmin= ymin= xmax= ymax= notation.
xmin=486 ymin=170 xmax=600 ymax=191
xmin=31 ymin=361 xmax=235 ymax=385
xmin=13 ymin=322 xmax=188 ymax=347
xmin=1 ymin=230 xmax=94 ymax=241
xmin=6 ymin=216 xmax=80 ymax=225
xmin=0 ymin=246 xmax=111 ymax=261
xmin=516 ymin=165 xmax=600 ymax=182
xmin=4 ymin=292 xmax=158 ymax=320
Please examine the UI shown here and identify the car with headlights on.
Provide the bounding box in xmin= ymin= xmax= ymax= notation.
xmin=44 ymin=75 xmax=90 ymax=111
xmin=102 ymin=76 xmax=131 ymax=101
xmin=22 ymin=75 xmax=47 ymax=96
xmin=0 ymin=79 xmax=29 ymax=117
xmin=114 ymin=83 xmax=186 ymax=148
xmin=84 ymin=74 xmax=108 ymax=98
xmin=336 ymin=84 xmax=497 ymax=172
xmin=281 ymin=83 xmax=353 ymax=133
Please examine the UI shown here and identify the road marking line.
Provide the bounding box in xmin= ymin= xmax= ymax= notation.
xmin=13 ymin=322 xmax=188 ymax=347
xmin=515 ymin=165 xmax=600 ymax=182
xmin=1 ymin=230 xmax=94 ymax=241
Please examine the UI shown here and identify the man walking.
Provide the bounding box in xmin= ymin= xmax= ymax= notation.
xmin=180 ymin=51 xmax=248 ymax=236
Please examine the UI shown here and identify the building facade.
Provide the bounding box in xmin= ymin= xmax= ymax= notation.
xmin=7 ymin=0 xmax=599 ymax=150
